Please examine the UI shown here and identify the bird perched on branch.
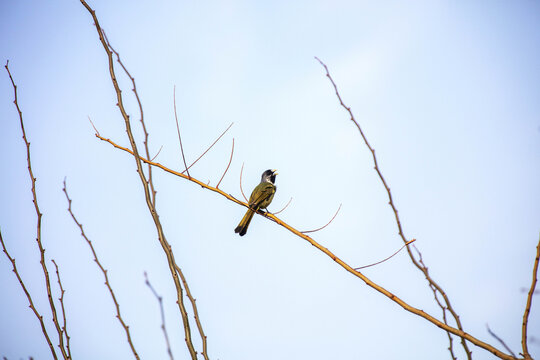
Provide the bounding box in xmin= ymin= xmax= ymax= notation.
xmin=235 ymin=169 xmax=278 ymax=236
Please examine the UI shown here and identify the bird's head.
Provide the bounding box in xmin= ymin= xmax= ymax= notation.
xmin=261 ymin=169 xmax=278 ymax=184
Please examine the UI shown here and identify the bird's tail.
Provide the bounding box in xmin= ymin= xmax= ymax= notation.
xmin=234 ymin=209 xmax=255 ymax=236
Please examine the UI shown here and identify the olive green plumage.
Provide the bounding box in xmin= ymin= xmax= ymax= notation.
xmin=234 ymin=169 xmax=277 ymax=236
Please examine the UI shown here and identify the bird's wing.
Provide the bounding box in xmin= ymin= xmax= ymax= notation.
xmin=248 ymin=182 xmax=276 ymax=209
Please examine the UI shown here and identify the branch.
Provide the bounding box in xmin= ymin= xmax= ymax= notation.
xmin=79 ymin=3 xmax=202 ymax=358
xmin=522 ymin=234 xmax=540 ymax=359
xmin=216 ymin=138 xmax=234 ymax=189
xmin=63 ymin=179 xmax=140 ymax=360
xmin=301 ymin=204 xmax=342 ymax=234
xmin=173 ymin=85 xmax=191 ymax=177
xmin=182 ymin=122 xmax=234 ymax=175
xmin=315 ymin=56 xmax=473 ymax=359
xmin=0 ymin=229 xmax=58 ymax=360
xmin=103 ymin=30 xmax=158 ymax=206
xmin=94 ymin=132 xmax=518 ymax=360
xmin=144 ymin=272 xmax=174 ymax=360
xmin=51 ymin=260 xmax=72 ymax=360
xmin=487 ymin=324 xmax=516 ymax=358
xmin=239 ymin=163 xmax=248 ymax=202
xmin=272 ymin=197 xmax=293 ymax=216
xmin=175 ymin=264 xmax=210 ymax=360
xmin=354 ymin=239 xmax=416 ymax=270
xmin=5 ymin=60 xmax=68 ymax=360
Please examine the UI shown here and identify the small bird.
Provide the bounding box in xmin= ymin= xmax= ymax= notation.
xmin=234 ymin=169 xmax=278 ymax=236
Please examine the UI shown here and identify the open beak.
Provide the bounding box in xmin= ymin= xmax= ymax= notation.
xmin=272 ymin=169 xmax=278 ymax=176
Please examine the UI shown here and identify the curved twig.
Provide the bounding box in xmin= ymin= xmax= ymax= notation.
xmin=301 ymin=204 xmax=342 ymax=234
xmin=173 ymin=85 xmax=190 ymax=178
xmin=272 ymin=197 xmax=293 ymax=216
xmin=216 ymin=138 xmax=234 ymax=189
xmin=151 ymin=145 xmax=164 ymax=162
xmin=239 ymin=162 xmax=248 ymax=202
xmin=354 ymin=239 xmax=415 ymax=270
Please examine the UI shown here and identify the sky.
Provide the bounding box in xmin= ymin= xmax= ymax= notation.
xmin=1 ymin=1 xmax=539 ymax=359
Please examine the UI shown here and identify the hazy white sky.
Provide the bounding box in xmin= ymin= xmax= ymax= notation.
xmin=1 ymin=1 xmax=539 ymax=359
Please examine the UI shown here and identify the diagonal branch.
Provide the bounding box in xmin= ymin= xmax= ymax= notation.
xmin=145 ymin=272 xmax=174 ymax=360
xmin=315 ymin=56 xmax=473 ymax=359
xmin=63 ymin=180 xmax=140 ymax=360
xmin=216 ymin=138 xmax=234 ymax=189
xmin=5 ymin=60 xmax=69 ymax=360
xmin=103 ymin=30 xmax=158 ymax=206
xmin=0 ymin=229 xmax=58 ymax=360
xmin=175 ymin=264 xmax=210 ymax=360
xmin=93 ymin=132 xmax=518 ymax=360
xmin=182 ymin=122 xmax=234 ymax=175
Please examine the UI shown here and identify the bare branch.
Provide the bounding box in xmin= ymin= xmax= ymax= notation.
xmin=173 ymin=85 xmax=191 ymax=178
xmin=175 ymin=264 xmax=210 ymax=360
xmin=0 ymin=229 xmax=58 ymax=360
xmin=5 ymin=60 xmax=68 ymax=360
xmin=151 ymin=145 xmax=164 ymax=162
xmin=144 ymin=272 xmax=174 ymax=360
xmin=63 ymin=179 xmax=140 ymax=360
xmin=315 ymin=56 xmax=473 ymax=359
xmin=102 ymin=29 xmax=158 ymax=206
xmin=487 ymin=324 xmax=516 ymax=358
xmin=522 ymin=234 xmax=540 ymax=358
xmin=51 ymin=260 xmax=72 ymax=360
xmin=354 ymin=239 xmax=416 ymax=270
xmin=216 ymin=138 xmax=234 ymax=189
xmin=182 ymin=122 xmax=234 ymax=174
xmin=78 ymin=3 xmax=203 ymax=358
xmin=301 ymin=204 xmax=342 ymax=234
xmin=94 ymin=132 xmax=518 ymax=359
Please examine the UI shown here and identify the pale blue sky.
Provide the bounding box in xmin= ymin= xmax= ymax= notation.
xmin=1 ymin=1 xmax=539 ymax=359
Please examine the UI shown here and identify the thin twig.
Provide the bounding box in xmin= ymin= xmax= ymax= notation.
xmin=79 ymin=3 xmax=201 ymax=358
xmin=522 ymin=234 xmax=540 ymax=359
xmin=94 ymin=133 xmax=518 ymax=360
xmin=315 ymin=57 xmax=473 ymax=359
xmin=175 ymin=264 xmax=210 ymax=360
xmin=414 ymin=246 xmax=457 ymax=360
xmin=182 ymin=122 xmax=234 ymax=174
xmin=0 ymin=229 xmax=58 ymax=360
xmin=272 ymin=197 xmax=293 ymax=216
xmin=51 ymin=260 xmax=72 ymax=360
xmin=63 ymin=179 xmax=140 ymax=360
xmin=354 ymin=240 xmax=416 ymax=270
xmin=173 ymin=85 xmax=191 ymax=178
xmin=5 ymin=60 xmax=69 ymax=360
xmin=301 ymin=204 xmax=342 ymax=234
xmin=239 ymin=163 xmax=247 ymax=202
xmin=144 ymin=272 xmax=174 ymax=360
xmin=487 ymin=324 xmax=516 ymax=357
xmin=216 ymin=138 xmax=234 ymax=189
xmin=151 ymin=145 xmax=164 ymax=162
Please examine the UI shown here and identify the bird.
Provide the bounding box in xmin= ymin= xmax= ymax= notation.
xmin=234 ymin=169 xmax=278 ymax=236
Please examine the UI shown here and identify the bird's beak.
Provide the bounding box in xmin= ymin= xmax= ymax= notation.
xmin=272 ymin=169 xmax=278 ymax=175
